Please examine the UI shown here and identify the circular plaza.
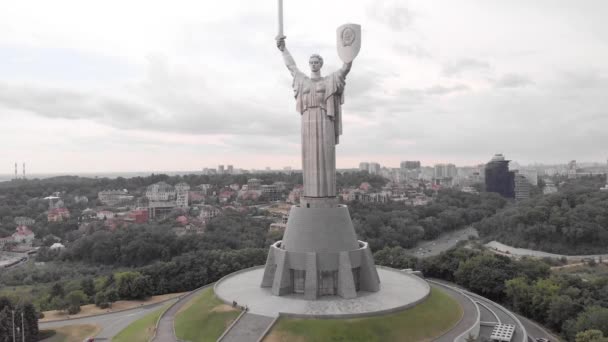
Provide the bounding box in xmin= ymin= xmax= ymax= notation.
xmin=214 ymin=266 xmax=430 ymax=318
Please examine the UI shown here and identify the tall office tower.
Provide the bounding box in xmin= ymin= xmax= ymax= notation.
xmin=485 ymin=154 xmax=515 ymax=198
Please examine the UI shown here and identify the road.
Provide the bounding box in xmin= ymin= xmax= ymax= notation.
xmin=430 ymin=282 xmax=479 ymax=342
xmin=405 ymin=226 xmax=478 ymax=258
xmin=485 ymin=241 xmax=608 ymax=262
xmin=40 ymin=299 xmax=177 ymax=340
xmin=433 ymin=279 xmax=558 ymax=342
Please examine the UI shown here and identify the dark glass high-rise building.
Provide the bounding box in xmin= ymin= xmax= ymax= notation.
xmin=400 ymin=161 xmax=421 ymax=170
xmin=485 ymin=154 xmax=515 ymax=198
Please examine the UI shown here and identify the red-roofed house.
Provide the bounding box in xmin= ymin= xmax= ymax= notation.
xmin=359 ymin=182 xmax=371 ymax=191
xmin=176 ymin=216 xmax=189 ymax=226
xmin=12 ymin=226 xmax=35 ymax=245
xmin=48 ymin=207 xmax=70 ymax=222
xmin=219 ymin=188 xmax=236 ymax=203
xmin=129 ymin=209 xmax=149 ymax=224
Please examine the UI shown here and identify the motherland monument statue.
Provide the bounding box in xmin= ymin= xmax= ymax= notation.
xmin=260 ymin=0 xmax=380 ymax=299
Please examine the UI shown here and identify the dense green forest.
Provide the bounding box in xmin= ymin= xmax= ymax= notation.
xmin=351 ymin=189 xmax=506 ymax=250
xmin=0 ymin=175 xmax=505 ymax=314
xmin=476 ymin=175 xmax=608 ymax=254
xmin=374 ymin=244 xmax=608 ymax=341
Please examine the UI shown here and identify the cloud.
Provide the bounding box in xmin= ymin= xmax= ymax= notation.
xmin=493 ymin=73 xmax=532 ymax=88
xmin=425 ymin=84 xmax=470 ymax=95
xmin=393 ymin=44 xmax=432 ymax=59
xmin=367 ymin=1 xmax=415 ymax=31
xmin=442 ymin=58 xmax=491 ymax=77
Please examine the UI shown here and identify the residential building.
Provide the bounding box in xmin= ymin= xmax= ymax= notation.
xmin=12 ymin=226 xmax=35 ymax=245
xmin=14 ymin=217 xmax=35 ymax=226
xmin=50 ymin=243 xmax=65 ymax=250
xmin=433 ymin=163 xmax=457 ymax=179
xmin=98 ymin=189 xmax=133 ymax=206
xmin=219 ymin=188 xmax=236 ymax=203
xmin=485 ymin=154 xmax=515 ymax=199
xmin=518 ymin=169 xmax=538 ymax=186
xmin=146 ymin=182 xmax=177 ymax=219
xmin=369 ymin=162 xmax=381 ymax=175
xmin=199 ymin=205 xmax=221 ymax=222
xmin=128 ymin=209 xmax=149 ymax=224
xmin=269 ymin=222 xmax=287 ymax=233
xmin=0 ymin=237 xmax=14 ymax=249
xmin=514 ymin=173 xmax=531 ymax=201
xmin=359 ymin=162 xmax=369 ymax=172
xmin=74 ymin=195 xmax=89 ymax=204
xmin=48 ymin=207 xmax=70 ymax=222
xmin=227 ymin=165 xmax=234 ymax=174
xmin=400 ymin=161 xmax=421 ymax=170
xmin=247 ymin=178 xmax=262 ymax=190
xmin=218 ymin=165 xmax=225 ymax=174
xmin=543 ymin=179 xmax=558 ymax=194
xmin=261 ymin=184 xmax=282 ymax=201
xmin=175 ymin=182 xmax=190 ymax=208
xmin=96 ymin=210 xmax=115 ymax=220
xmin=287 ymin=186 xmax=303 ymax=204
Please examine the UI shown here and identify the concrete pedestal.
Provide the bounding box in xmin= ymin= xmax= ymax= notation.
xmin=261 ymin=199 xmax=380 ymax=299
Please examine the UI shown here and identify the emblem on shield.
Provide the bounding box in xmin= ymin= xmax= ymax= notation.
xmin=337 ymin=23 xmax=361 ymax=63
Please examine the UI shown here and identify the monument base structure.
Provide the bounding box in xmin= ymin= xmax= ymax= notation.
xmin=261 ymin=196 xmax=380 ymax=299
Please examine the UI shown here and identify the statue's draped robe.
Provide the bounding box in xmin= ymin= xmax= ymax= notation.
xmin=292 ymin=69 xmax=347 ymax=197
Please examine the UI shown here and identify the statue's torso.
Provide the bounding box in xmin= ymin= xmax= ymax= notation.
xmin=301 ymin=77 xmax=327 ymax=109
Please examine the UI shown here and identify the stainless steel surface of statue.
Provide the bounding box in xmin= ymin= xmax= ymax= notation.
xmin=277 ymin=38 xmax=352 ymax=198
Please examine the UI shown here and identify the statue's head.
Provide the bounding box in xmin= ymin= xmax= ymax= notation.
xmin=309 ymin=54 xmax=323 ymax=72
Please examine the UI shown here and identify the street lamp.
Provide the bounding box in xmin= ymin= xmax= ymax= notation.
xmin=12 ymin=310 xmax=15 ymax=342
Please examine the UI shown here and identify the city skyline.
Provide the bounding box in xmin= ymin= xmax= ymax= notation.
xmin=1 ymin=1 xmax=608 ymax=173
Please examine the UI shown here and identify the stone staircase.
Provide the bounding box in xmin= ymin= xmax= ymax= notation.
xmin=218 ymin=312 xmax=275 ymax=342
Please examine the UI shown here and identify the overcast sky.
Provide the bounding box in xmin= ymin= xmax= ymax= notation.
xmin=1 ymin=0 xmax=607 ymax=173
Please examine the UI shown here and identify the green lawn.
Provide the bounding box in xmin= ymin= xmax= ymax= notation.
xmin=112 ymin=303 xmax=170 ymax=342
xmin=39 ymin=324 xmax=99 ymax=342
xmin=266 ymin=287 xmax=462 ymax=342
xmin=174 ymin=287 xmax=241 ymax=342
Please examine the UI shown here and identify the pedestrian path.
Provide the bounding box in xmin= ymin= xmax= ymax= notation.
xmin=219 ymin=312 xmax=275 ymax=342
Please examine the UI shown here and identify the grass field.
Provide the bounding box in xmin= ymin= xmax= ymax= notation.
xmin=112 ymin=303 xmax=170 ymax=342
xmin=174 ymin=287 xmax=241 ymax=342
xmin=39 ymin=324 xmax=100 ymax=342
xmin=552 ymin=262 xmax=608 ymax=281
xmin=265 ymin=287 xmax=462 ymax=342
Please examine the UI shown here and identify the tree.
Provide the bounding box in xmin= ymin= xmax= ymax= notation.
xmin=50 ymin=282 xmax=64 ymax=299
xmin=576 ymin=330 xmax=608 ymax=342
xmin=566 ymin=306 xmax=608 ymax=341
xmin=21 ymin=303 xmax=39 ymax=342
xmin=65 ymin=290 xmax=86 ymax=315
xmin=455 ymin=253 xmax=515 ymax=299
xmin=80 ymin=277 xmax=95 ymax=298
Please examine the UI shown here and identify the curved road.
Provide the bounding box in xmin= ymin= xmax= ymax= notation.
xmin=40 ymin=299 xmax=177 ymax=340
xmin=432 ymin=279 xmax=558 ymax=342
xmin=153 ymin=283 xmax=215 ymax=342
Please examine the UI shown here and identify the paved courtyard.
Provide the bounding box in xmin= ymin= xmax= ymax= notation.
xmin=214 ymin=266 xmax=430 ymax=318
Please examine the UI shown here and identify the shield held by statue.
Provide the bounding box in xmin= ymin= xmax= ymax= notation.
xmin=336 ymin=23 xmax=361 ymax=63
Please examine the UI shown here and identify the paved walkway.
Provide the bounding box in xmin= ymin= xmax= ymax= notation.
xmin=153 ymin=284 xmax=214 ymax=342
xmin=219 ymin=313 xmax=274 ymax=342
xmin=214 ymin=267 xmax=429 ymax=317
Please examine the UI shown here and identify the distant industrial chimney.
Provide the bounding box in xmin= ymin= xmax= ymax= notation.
xmin=22 ymin=162 xmax=26 ymax=179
